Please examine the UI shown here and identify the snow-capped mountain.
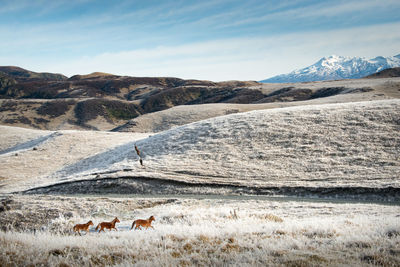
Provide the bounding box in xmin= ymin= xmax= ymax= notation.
xmin=261 ymin=54 xmax=400 ymax=83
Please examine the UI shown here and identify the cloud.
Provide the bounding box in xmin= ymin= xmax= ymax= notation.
xmin=216 ymin=0 xmax=400 ymax=29
xmin=26 ymin=22 xmax=398 ymax=81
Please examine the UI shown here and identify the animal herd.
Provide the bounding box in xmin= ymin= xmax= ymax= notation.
xmin=73 ymin=216 xmax=155 ymax=235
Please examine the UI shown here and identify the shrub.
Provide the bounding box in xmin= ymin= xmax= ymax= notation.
xmin=36 ymin=100 xmax=75 ymax=117
xmin=75 ymin=99 xmax=141 ymax=125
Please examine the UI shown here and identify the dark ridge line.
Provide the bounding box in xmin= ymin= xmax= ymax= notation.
xmin=21 ymin=175 xmax=400 ymax=198
xmin=21 ymin=175 xmax=242 ymax=194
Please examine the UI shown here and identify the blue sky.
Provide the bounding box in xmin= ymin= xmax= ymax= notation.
xmin=1 ymin=0 xmax=400 ymax=81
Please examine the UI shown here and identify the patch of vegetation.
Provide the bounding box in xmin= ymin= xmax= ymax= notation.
xmin=34 ymin=118 xmax=50 ymax=124
xmin=361 ymin=253 xmax=400 ymax=266
xmin=386 ymin=229 xmax=400 ymax=238
xmin=0 ymin=79 xmax=71 ymax=99
xmin=264 ymin=214 xmax=284 ymax=223
xmin=222 ymin=88 xmax=265 ymax=103
xmin=74 ymin=99 xmax=142 ymax=125
xmin=0 ymin=72 xmax=17 ymax=97
xmin=141 ymin=87 xmax=266 ymax=113
xmin=4 ymin=116 xmax=32 ymax=125
xmin=141 ymin=87 xmax=205 ymax=112
xmin=15 ymin=82 xmax=60 ymax=99
xmin=36 ymin=100 xmax=76 ymax=117
xmin=0 ymin=101 xmax=17 ymax=112
xmin=310 ymin=87 xmax=345 ymax=99
xmin=106 ymin=106 xmax=138 ymax=120
xmin=74 ymin=80 xmax=120 ymax=96
xmin=346 ymin=87 xmax=374 ymax=93
xmin=283 ymin=254 xmax=328 ymax=267
xmin=259 ymin=87 xmax=313 ymax=103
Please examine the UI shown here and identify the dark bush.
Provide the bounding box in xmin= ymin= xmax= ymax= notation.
xmin=4 ymin=116 xmax=32 ymax=125
xmin=0 ymin=101 xmax=18 ymax=112
xmin=75 ymin=99 xmax=142 ymax=125
xmin=36 ymin=100 xmax=75 ymax=117
xmin=257 ymin=88 xmax=313 ymax=103
xmin=310 ymin=87 xmax=345 ymax=99
xmin=34 ymin=117 xmax=50 ymax=124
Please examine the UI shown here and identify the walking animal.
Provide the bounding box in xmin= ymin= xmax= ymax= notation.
xmin=135 ymin=144 xmax=144 ymax=166
xmin=95 ymin=217 xmax=120 ymax=233
xmin=131 ymin=216 xmax=155 ymax=230
xmin=73 ymin=220 xmax=94 ymax=235
xmin=135 ymin=144 xmax=140 ymax=156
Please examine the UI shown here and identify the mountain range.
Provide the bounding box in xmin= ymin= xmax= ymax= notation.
xmin=261 ymin=54 xmax=400 ymax=83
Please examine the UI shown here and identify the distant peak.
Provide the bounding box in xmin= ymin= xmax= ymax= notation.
xmin=261 ymin=53 xmax=400 ymax=83
xmin=317 ymin=55 xmax=345 ymax=64
xmin=326 ymin=55 xmax=341 ymax=59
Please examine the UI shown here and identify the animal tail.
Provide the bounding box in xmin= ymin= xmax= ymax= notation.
xmin=95 ymin=224 xmax=100 ymax=231
xmin=131 ymin=221 xmax=136 ymax=230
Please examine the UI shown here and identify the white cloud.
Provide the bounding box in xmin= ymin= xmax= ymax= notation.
xmin=215 ymin=0 xmax=400 ymax=29
xmin=6 ymin=22 xmax=400 ymax=81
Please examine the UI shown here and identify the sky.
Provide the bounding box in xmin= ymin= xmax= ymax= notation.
xmin=1 ymin=0 xmax=400 ymax=81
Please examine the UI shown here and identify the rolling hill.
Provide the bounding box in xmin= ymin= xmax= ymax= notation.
xmin=1 ymin=99 xmax=399 ymax=199
xmin=1 ymin=66 xmax=400 ymax=131
xmin=366 ymin=67 xmax=400 ymax=78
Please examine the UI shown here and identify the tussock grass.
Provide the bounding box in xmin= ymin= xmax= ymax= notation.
xmin=0 ymin=195 xmax=399 ymax=266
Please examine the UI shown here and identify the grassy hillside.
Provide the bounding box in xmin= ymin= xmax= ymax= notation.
xmin=1 ymin=99 xmax=398 ymax=195
xmin=110 ymin=99 xmax=400 ymax=189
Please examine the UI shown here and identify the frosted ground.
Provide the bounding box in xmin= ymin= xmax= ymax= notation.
xmin=1 ymin=195 xmax=399 ymax=266
xmin=0 ymin=84 xmax=399 ymax=265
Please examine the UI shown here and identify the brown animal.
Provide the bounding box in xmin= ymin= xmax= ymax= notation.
xmin=73 ymin=220 xmax=94 ymax=235
xmin=95 ymin=217 xmax=120 ymax=233
xmin=131 ymin=216 xmax=155 ymax=230
xmin=135 ymin=145 xmax=140 ymax=156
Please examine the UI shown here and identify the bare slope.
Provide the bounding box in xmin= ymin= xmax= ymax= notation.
xmin=0 ymin=99 xmax=398 ymax=194
xmin=0 ymin=127 xmax=149 ymax=193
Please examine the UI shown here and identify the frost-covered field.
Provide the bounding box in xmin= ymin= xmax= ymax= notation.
xmin=0 ymin=195 xmax=399 ymax=266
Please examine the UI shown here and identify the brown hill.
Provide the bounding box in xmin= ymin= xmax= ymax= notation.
xmin=1 ymin=66 xmax=397 ymax=131
xmin=0 ymin=66 xmax=262 ymax=130
xmin=0 ymin=66 xmax=67 ymax=81
xmin=365 ymin=67 xmax=400 ymax=78
xmin=68 ymin=72 xmax=118 ymax=80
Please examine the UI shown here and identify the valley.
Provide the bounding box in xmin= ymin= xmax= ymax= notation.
xmin=0 ymin=67 xmax=399 ymax=266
